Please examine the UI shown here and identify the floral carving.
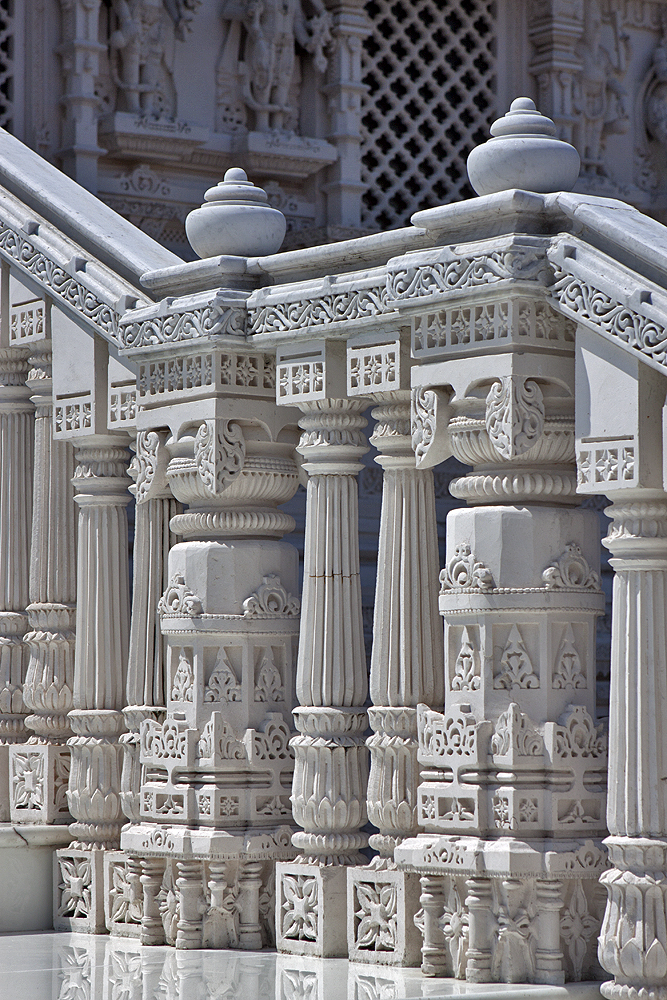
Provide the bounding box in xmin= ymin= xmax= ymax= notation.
xmin=254 ymin=649 xmax=285 ymax=702
xmin=418 ymin=704 xmax=478 ymax=759
xmin=281 ymin=874 xmax=318 ymax=940
xmin=158 ymin=862 xmax=180 ymax=946
xmin=109 ymin=860 xmax=143 ymax=925
xmin=243 ymin=575 xmax=300 ymax=617
xmin=494 ymin=626 xmax=539 ymax=689
xmin=354 ymin=881 xmax=398 ymax=951
xmin=249 ymin=284 xmax=389 ymax=335
xmin=130 ymin=429 xmax=169 ymax=503
xmin=411 ymin=385 xmax=449 ymax=467
xmin=560 ymin=881 xmax=599 ymax=980
xmin=493 ymin=794 xmax=515 ymax=830
xmin=440 ymin=543 xmax=494 ymax=592
xmin=491 ymin=704 xmax=543 ymax=757
xmin=204 ymin=649 xmax=242 ymax=703
xmin=158 ymin=574 xmax=203 ymax=617
xmin=485 ymin=376 xmax=545 ymax=460
xmin=492 ymin=883 xmax=537 ymax=982
xmin=194 ymin=419 xmax=245 ymax=495
xmin=170 ymin=648 xmax=194 ymax=702
xmin=553 ymin=624 xmax=585 ymax=689
xmin=452 ymin=626 xmax=480 ymax=691
xmin=542 ymin=543 xmax=601 ymax=591
xmin=119 ymin=297 xmax=247 ymax=348
xmin=440 ymin=882 xmax=469 ymax=978
xmin=12 ymin=752 xmax=45 ymax=809
xmin=554 ymin=706 xmax=606 ymax=759
xmin=388 ymin=246 xmax=552 ymax=301
xmin=253 ymin=715 xmax=293 ymax=762
xmin=58 ymin=857 xmax=92 ymax=918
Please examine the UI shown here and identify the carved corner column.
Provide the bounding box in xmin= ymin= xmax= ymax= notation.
xmin=344 ymin=334 xmax=444 ymax=967
xmin=55 ymin=435 xmax=132 ymax=933
xmin=0 ymin=345 xmax=34 ymax=821
xmin=394 ymin=268 xmax=607 ymax=984
xmin=57 ymin=0 xmax=104 ymax=191
xmin=105 ymin=429 xmax=181 ymax=940
xmin=598 ymin=495 xmax=667 ymax=1000
xmin=275 ymin=341 xmax=369 ymax=958
xmin=10 ymin=341 xmax=76 ymax=827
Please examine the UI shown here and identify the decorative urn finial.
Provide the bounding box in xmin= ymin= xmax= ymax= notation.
xmin=185 ymin=167 xmax=287 ymax=259
xmin=466 ymin=97 xmax=581 ymax=196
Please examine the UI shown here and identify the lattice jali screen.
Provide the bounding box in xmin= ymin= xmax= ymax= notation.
xmin=361 ymin=0 xmax=496 ymax=230
xmin=0 ymin=0 xmax=14 ymax=132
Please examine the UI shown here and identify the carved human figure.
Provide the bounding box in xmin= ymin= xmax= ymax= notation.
xmin=110 ymin=0 xmax=171 ymax=116
xmin=220 ymin=0 xmax=330 ymax=132
xmin=574 ymin=2 xmax=629 ymax=174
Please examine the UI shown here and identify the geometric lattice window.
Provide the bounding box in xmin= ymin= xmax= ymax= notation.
xmin=361 ymin=0 xmax=496 ymax=229
xmin=0 ymin=0 xmax=14 ymax=133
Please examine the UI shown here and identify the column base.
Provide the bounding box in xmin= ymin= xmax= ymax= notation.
xmin=347 ymin=864 xmax=421 ymax=966
xmin=9 ymin=742 xmax=71 ymax=824
xmin=276 ymin=860 xmax=348 ymax=957
xmin=54 ymin=847 xmax=107 ymax=933
xmin=0 ymin=823 xmax=70 ymax=931
xmin=396 ymin=834 xmax=607 ymax=983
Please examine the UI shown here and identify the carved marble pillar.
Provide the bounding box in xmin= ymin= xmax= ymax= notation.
xmin=396 ymin=296 xmax=608 ymax=984
xmin=276 ymin=396 xmax=370 ymax=958
xmin=55 ymin=435 xmax=131 ymax=933
xmin=598 ymin=495 xmax=667 ymax=1000
xmin=0 ymin=346 xmax=34 ymax=821
xmin=119 ymin=394 xmax=301 ymax=951
xmin=10 ymin=342 xmax=76 ymax=826
xmin=346 ymin=384 xmax=444 ymax=966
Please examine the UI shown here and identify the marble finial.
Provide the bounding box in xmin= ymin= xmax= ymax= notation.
xmin=185 ymin=167 xmax=287 ymax=260
xmin=466 ymin=97 xmax=581 ymax=197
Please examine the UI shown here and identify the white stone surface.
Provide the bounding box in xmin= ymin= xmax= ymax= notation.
xmin=186 ymin=168 xmax=287 ymax=259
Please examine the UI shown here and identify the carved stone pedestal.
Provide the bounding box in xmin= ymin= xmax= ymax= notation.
xmin=54 ymin=845 xmax=107 ymax=933
xmin=276 ymin=860 xmax=348 ymax=958
xmin=347 ymin=864 xmax=422 ymax=966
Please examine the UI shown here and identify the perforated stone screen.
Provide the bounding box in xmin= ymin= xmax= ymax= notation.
xmin=360 ymin=0 xmax=497 ymax=230
xmin=0 ymin=0 xmax=13 ymax=132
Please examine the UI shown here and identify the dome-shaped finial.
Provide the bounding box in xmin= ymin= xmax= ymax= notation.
xmin=466 ymin=97 xmax=580 ymax=196
xmin=185 ymin=168 xmax=287 ymax=259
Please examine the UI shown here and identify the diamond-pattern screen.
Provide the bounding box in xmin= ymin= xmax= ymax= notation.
xmin=361 ymin=0 xmax=496 ymax=230
xmin=0 ymin=0 xmax=13 ymax=132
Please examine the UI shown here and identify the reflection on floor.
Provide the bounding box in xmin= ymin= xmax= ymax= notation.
xmin=0 ymin=932 xmax=603 ymax=1000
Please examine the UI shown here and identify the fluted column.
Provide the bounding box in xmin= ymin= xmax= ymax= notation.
xmin=277 ymin=397 xmax=369 ymax=958
xmin=10 ymin=343 xmax=76 ymax=824
xmin=366 ymin=394 xmax=444 ymax=860
xmin=120 ymin=430 xmax=179 ymax=824
xmin=347 ymin=391 xmax=443 ymax=966
xmin=598 ymin=494 xmax=667 ymax=1000
xmin=55 ymin=435 xmax=131 ymax=932
xmin=0 ymin=347 xmax=34 ymax=820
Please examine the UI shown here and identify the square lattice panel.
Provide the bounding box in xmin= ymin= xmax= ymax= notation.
xmin=361 ymin=0 xmax=497 ymax=230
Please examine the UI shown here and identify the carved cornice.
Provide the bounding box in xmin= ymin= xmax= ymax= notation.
xmin=247 ymin=283 xmax=391 ymax=335
xmin=0 ymin=222 xmax=117 ymax=339
xmin=119 ymin=294 xmax=248 ymax=349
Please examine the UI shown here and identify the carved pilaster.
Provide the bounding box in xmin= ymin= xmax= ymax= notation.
xmin=55 ymin=436 xmax=131 ymax=932
xmin=11 ymin=343 xmax=76 ymax=825
xmin=598 ymin=496 xmax=667 ymax=1000
xmin=57 ymin=0 xmax=104 ymax=191
xmin=0 ymin=346 xmax=34 ymax=820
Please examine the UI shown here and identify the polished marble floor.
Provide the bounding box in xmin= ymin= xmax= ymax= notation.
xmin=0 ymin=933 xmax=603 ymax=1000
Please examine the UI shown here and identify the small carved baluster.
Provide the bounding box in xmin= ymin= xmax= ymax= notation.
xmin=535 ymin=880 xmax=564 ymax=985
xmin=465 ymin=877 xmax=493 ymax=983
xmin=238 ymin=860 xmax=263 ymax=950
xmin=140 ymin=857 xmax=166 ymax=945
xmin=176 ymin=859 xmax=205 ymax=950
xmin=419 ymin=875 xmax=448 ymax=977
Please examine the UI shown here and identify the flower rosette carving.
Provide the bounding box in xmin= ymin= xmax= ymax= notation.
xmin=485 ymin=376 xmax=545 ymax=461
xmin=194 ymin=419 xmax=245 ymax=497
xmin=58 ymin=856 xmax=92 ymax=918
xmin=281 ymin=874 xmax=318 ymax=940
xmin=354 ymin=882 xmax=398 ymax=951
xmin=11 ymin=751 xmax=45 ymax=810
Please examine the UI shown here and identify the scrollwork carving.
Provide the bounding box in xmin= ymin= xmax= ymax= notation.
xmin=440 ymin=543 xmax=494 ymax=592
xmin=485 ymin=377 xmax=545 ymax=460
xmin=158 ymin=574 xmax=203 ymax=617
xmin=542 ymin=543 xmax=601 ymax=591
xmin=243 ymin=575 xmax=300 ymax=617
xmin=194 ymin=419 xmax=245 ymax=495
